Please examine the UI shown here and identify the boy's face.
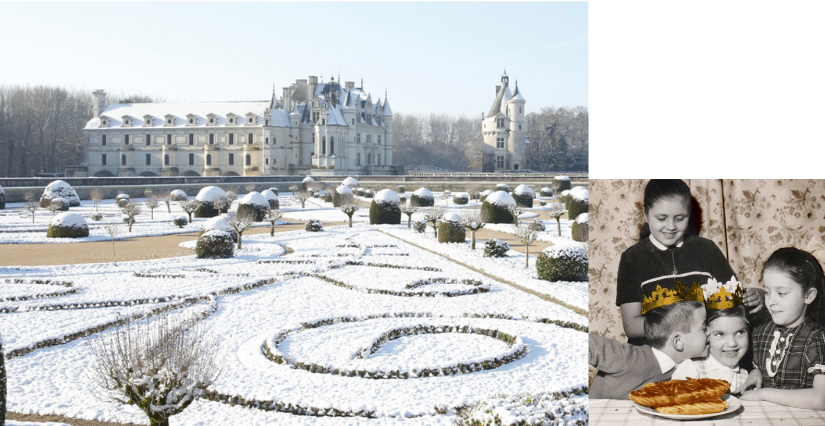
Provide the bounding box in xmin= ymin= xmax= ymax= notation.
xmin=708 ymin=315 xmax=748 ymax=369
xmin=681 ymin=307 xmax=710 ymax=358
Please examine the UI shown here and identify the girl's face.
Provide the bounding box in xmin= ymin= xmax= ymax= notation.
xmin=763 ymin=269 xmax=816 ymax=328
xmin=708 ymin=315 xmax=748 ymax=369
xmin=645 ymin=196 xmax=689 ymax=247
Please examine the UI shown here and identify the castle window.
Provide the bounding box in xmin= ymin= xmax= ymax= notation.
xmin=519 ymin=107 xmax=522 ymax=113
xmin=367 ymin=135 xmax=371 ymax=144
xmin=102 ymin=154 xmax=107 ymax=165
xmin=519 ymin=125 xmax=522 ymax=130
xmin=496 ymin=155 xmax=504 ymax=168
xmin=121 ymin=154 xmax=126 ymax=165
xmin=206 ymin=154 xmax=212 ymax=166
xmin=367 ymin=153 xmax=371 ymax=165
xmin=248 ymin=133 xmax=253 ymax=144
xmin=378 ymin=135 xmax=381 ymax=144
xmin=322 ymin=119 xmax=325 ymax=126
xmin=356 ymin=153 xmax=361 ymax=166
xmin=377 ymin=154 xmax=381 ymax=165
xmin=357 ymin=133 xmax=361 ymax=143
xmin=189 ymin=118 xmax=193 ymax=124
xmin=245 ymin=154 xmax=251 ymax=166
xmin=265 ymin=119 xmax=269 ymax=126
xmin=146 ymin=134 xmax=151 ymax=146
xmin=125 ymin=135 xmax=130 ymax=145
xmin=146 ymin=154 xmax=151 ymax=165
xmin=229 ymin=118 xmax=233 ymax=124
xmin=330 ymin=137 xmax=334 ymax=155
xmin=312 ymin=134 xmax=315 ymax=143
xmin=514 ymin=164 xmax=519 ymax=171
xmin=189 ymin=134 xmax=193 ymax=145
xmin=229 ymin=153 xmax=234 ymax=165
xmin=496 ymin=118 xmax=505 ymax=128
xmin=265 ymin=137 xmax=268 ymax=144
xmin=312 ymin=112 xmax=319 ymax=123
xmin=210 ymin=134 xmax=215 ymax=145
xmin=167 ymin=119 xmax=172 ymax=124
xmin=322 ymin=136 xmax=326 ymax=155
xmin=169 ymin=134 xmax=174 ymax=145
xmin=352 ymin=119 xmax=355 ymax=125
xmin=189 ymin=153 xmax=194 ymax=165
xmin=273 ymin=157 xmax=276 ymax=165
xmin=102 ymin=135 xmax=107 ymax=146
xmin=265 ymin=158 xmax=269 ymax=165
xmin=210 ymin=118 xmax=214 ymax=124
xmin=164 ymin=154 xmax=169 ymax=166
xmin=496 ymin=138 xmax=505 ymax=149
xmin=229 ymin=134 xmax=234 ymax=145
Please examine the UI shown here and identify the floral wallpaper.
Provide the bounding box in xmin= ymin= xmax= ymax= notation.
xmin=589 ymin=179 xmax=825 ymax=342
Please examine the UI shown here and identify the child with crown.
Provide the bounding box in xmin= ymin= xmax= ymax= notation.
xmin=672 ymin=277 xmax=751 ymax=392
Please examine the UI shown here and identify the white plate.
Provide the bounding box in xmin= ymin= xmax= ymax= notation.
xmin=633 ymin=394 xmax=741 ymax=420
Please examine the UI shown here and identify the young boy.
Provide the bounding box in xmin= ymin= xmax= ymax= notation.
xmin=590 ymin=300 xmax=710 ymax=399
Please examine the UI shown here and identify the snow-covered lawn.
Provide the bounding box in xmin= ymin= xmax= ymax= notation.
xmin=3 ymin=223 xmax=587 ymax=425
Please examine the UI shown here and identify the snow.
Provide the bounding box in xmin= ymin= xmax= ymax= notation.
xmin=42 ymin=180 xmax=80 ymax=206
xmin=171 ymin=189 xmax=187 ymax=199
xmin=442 ymin=212 xmax=461 ymax=223
xmin=196 ymin=186 xmax=227 ymax=203
xmin=240 ymin=191 xmax=269 ymax=207
xmin=570 ymin=187 xmax=589 ymax=203
xmin=84 ymin=101 xmax=269 ymax=129
xmin=554 ymin=176 xmax=571 ymax=182
xmin=412 ymin=188 xmax=433 ymax=199
xmin=201 ymin=214 xmax=233 ymax=233
xmin=542 ymin=244 xmax=587 ymax=260
xmin=335 ymin=185 xmax=352 ymax=195
xmin=514 ymin=185 xmax=534 ymax=196
xmin=373 ymin=189 xmax=399 ymax=204
xmin=261 ymin=189 xmax=278 ymax=201
xmin=480 ymin=189 xmax=494 ymax=197
xmin=575 ymin=213 xmax=589 ymax=224
xmin=116 ymin=193 xmax=129 ymax=200
xmin=49 ymin=212 xmax=87 ymax=228
xmin=342 ymin=177 xmax=359 ymax=187
xmin=303 ymin=176 xmax=315 ymax=183
xmin=485 ymin=191 xmax=516 ymax=207
xmin=541 ymin=187 xmax=552 ymax=193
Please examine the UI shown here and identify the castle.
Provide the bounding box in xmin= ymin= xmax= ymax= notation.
xmin=81 ymin=75 xmax=397 ymax=177
xmin=482 ymin=70 xmax=529 ymax=172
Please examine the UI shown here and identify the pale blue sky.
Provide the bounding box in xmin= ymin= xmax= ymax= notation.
xmin=0 ymin=2 xmax=587 ymax=116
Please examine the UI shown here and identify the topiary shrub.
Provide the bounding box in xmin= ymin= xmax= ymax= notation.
xmin=537 ymin=244 xmax=588 ymax=281
xmin=237 ymin=192 xmax=271 ymax=222
xmin=0 ymin=184 xmax=5 ymax=210
xmin=333 ymin=185 xmax=353 ymax=207
xmin=567 ymin=188 xmax=589 ymax=219
xmin=572 ymin=213 xmax=589 ymax=243
xmin=194 ymin=186 xmax=227 ymax=218
xmin=356 ymin=188 xmax=365 ymax=197
xmin=540 ymin=201 xmax=547 ymax=206
xmin=47 ymin=212 xmax=89 ymax=238
xmin=413 ymin=219 xmax=427 ymax=233
xmin=410 ymin=188 xmax=434 ymax=207
xmin=305 ymin=219 xmax=323 ymax=232
xmin=116 ymin=194 xmax=130 ymax=208
xmin=530 ymin=219 xmax=546 ymax=232
xmin=453 ymin=193 xmax=469 ymax=205
xmin=342 ymin=176 xmax=359 ymax=188
xmin=196 ymin=230 xmax=235 ymax=259
xmin=479 ymin=189 xmax=494 ymax=203
xmin=50 ymin=198 xmax=70 ymax=212
xmin=324 ymin=192 xmax=333 ymax=203
xmin=364 ymin=190 xmax=374 ymax=199
xmin=484 ymin=238 xmax=510 ymax=258
xmin=480 ymin=191 xmax=517 ymax=224
xmin=559 ymin=190 xmax=571 ymax=207
xmin=540 ymin=187 xmax=554 ymax=197
xmin=495 ymin=183 xmax=510 ymax=192
xmin=40 ymin=180 xmax=80 ymax=207
xmin=261 ymin=189 xmax=280 ymax=210
xmin=400 ymin=196 xmax=407 ymax=205
xmin=91 ymin=212 xmax=104 ymax=221
xmin=551 ymin=176 xmax=572 ymax=192
xmin=300 ymin=176 xmax=315 ymax=194
xmin=170 ymin=189 xmax=188 ymax=201
xmin=369 ymin=189 xmax=401 ymax=225
xmin=173 ymin=215 xmax=188 ymax=228
xmin=122 ymin=215 xmax=136 ymax=224
xmin=513 ymin=185 xmax=535 ymax=208
xmin=438 ymin=213 xmax=466 ymax=243
xmin=397 ymin=185 xmax=406 ymax=193
xmin=199 ymin=215 xmax=238 ymax=243
xmin=268 ymin=187 xmax=280 ymax=196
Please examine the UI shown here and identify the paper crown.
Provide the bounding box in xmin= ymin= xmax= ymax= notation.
xmin=642 ymin=281 xmax=705 ymax=314
xmin=701 ymin=277 xmax=744 ymax=310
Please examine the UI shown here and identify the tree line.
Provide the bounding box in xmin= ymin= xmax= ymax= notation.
xmin=0 ymin=84 xmax=587 ymax=177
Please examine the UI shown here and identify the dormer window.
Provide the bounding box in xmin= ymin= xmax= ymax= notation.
xmin=496 ymin=117 xmax=505 ymax=128
xmin=164 ymin=114 xmax=175 ymax=127
xmin=226 ymin=113 xmax=237 ymax=125
xmin=143 ymin=115 xmax=154 ymax=126
xmin=122 ymin=115 xmax=132 ymax=127
xmin=245 ymin=113 xmax=257 ymax=125
xmin=186 ymin=113 xmax=197 ymax=126
xmin=100 ymin=115 xmax=110 ymax=128
xmin=207 ymin=113 xmax=217 ymax=126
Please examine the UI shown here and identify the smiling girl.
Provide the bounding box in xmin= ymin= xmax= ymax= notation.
xmin=616 ymin=180 xmax=765 ymax=345
xmin=740 ymin=247 xmax=825 ymax=409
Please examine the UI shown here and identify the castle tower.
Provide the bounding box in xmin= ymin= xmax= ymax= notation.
xmin=507 ymin=80 xmax=527 ymax=171
xmin=382 ymin=91 xmax=393 ymax=165
xmin=93 ymin=89 xmax=107 ymax=117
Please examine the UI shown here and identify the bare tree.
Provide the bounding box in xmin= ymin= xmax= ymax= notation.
xmin=179 ymin=200 xmax=200 ymax=222
xmin=23 ymin=196 xmax=38 ymax=223
xmin=90 ymin=189 xmax=103 ymax=212
xmin=145 ymin=196 xmax=159 ymax=220
xmin=422 ymin=207 xmax=445 ymax=238
xmin=104 ymin=224 xmax=120 ymax=265
xmin=122 ymin=203 xmax=142 ymax=232
xmin=507 ymin=205 xmax=525 ymax=227
xmin=400 ymin=205 xmax=417 ymax=229
xmin=163 ymin=194 xmax=174 ymax=213
xmin=516 ymin=223 xmax=539 ymax=269
xmin=268 ymin=209 xmax=283 ymax=236
xmin=227 ymin=211 xmax=254 ymax=249
xmin=289 ymin=185 xmax=299 ymax=196
xmin=294 ymin=192 xmax=311 ymax=209
xmin=547 ymin=202 xmax=567 ymax=237
xmin=225 ymin=191 xmax=238 ymax=206
xmin=213 ymin=195 xmax=230 ymax=215
xmin=339 ymin=203 xmax=359 ymax=228
xmin=87 ymin=312 xmax=221 ymax=426
xmin=461 ymin=210 xmax=485 ymax=250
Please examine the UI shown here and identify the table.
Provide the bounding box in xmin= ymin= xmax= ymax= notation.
xmin=590 ymin=399 xmax=825 ymax=425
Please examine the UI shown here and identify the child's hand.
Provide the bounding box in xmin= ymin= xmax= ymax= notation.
xmin=743 ymin=287 xmax=766 ymax=314
xmin=739 ymin=389 xmax=762 ymax=401
xmin=733 ymin=368 xmax=763 ymax=395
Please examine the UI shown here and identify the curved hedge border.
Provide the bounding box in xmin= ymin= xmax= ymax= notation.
xmin=0 ymin=278 xmax=76 ymax=304
xmin=310 ymin=273 xmax=489 ymax=297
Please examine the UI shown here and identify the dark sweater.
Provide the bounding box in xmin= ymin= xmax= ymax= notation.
xmin=589 ymin=334 xmax=676 ymax=399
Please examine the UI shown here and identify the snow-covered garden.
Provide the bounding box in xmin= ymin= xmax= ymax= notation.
xmin=0 ymin=178 xmax=588 ymax=425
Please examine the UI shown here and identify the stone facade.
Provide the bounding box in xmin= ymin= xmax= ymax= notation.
xmin=481 ymin=71 xmax=529 ymax=172
xmin=82 ymin=76 xmax=397 ymax=177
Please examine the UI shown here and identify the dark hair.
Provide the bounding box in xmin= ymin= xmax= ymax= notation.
xmin=763 ymin=247 xmax=825 ymax=326
xmin=644 ymin=301 xmax=704 ymax=349
xmin=639 ymin=179 xmax=693 ymax=241
xmin=707 ymin=304 xmax=748 ymax=325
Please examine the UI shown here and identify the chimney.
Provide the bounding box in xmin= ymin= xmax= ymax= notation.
xmin=93 ymin=89 xmax=107 ymax=117
xmin=345 ymin=81 xmax=354 ymax=91
xmin=282 ymin=87 xmax=291 ymax=110
xmin=308 ymin=76 xmax=318 ymax=100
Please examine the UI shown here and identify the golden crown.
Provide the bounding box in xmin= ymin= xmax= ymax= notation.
xmin=641 ymin=281 xmax=705 ymax=314
xmin=701 ymin=277 xmax=744 ymax=310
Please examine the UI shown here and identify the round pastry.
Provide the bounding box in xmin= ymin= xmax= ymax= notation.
xmin=629 ymin=378 xmax=729 ymax=408
xmin=655 ymin=398 xmax=728 ymax=415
